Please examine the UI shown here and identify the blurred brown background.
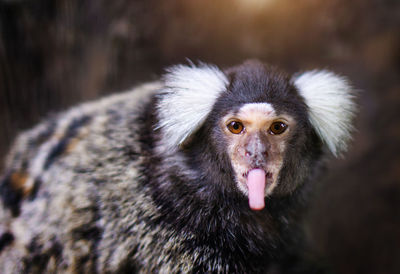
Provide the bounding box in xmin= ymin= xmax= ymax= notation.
xmin=0 ymin=0 xmax=399 ymax=273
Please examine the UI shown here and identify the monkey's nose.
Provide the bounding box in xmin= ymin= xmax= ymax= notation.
xmin=244 ymin=135 xmax=268 ymax=160
xmin=245 ymin=149 xmax=268 ymax=159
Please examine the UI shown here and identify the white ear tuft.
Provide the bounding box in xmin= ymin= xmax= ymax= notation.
xmin=156 ymin=63 xmax=228 ymax=150
xmin=293 ymin=70 xmax=356 ymax=157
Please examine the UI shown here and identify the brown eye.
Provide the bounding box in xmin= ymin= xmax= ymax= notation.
xmin=227 ymin=121 xmax=244 ymax=134
xmin=269 ymin=121 xmax=287 ymax=135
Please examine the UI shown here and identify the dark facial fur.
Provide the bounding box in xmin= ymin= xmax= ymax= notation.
xmin=0 ymin=61 xmax=355 ymax=273
xmin=212 ymin=61 xmax=323 ymax=195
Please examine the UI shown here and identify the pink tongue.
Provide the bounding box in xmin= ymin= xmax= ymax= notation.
xmin=247 ymin=169 xmax=266 ymax=210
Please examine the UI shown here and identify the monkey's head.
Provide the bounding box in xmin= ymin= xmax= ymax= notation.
xmin=156 ymin=60 xmax=356 ymax=210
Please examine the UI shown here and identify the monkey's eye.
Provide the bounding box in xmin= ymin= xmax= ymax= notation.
xmin=227 ymin=121 xmax=244 ymax=134
xmin=269 ymin=121 xmax=287 ymax=135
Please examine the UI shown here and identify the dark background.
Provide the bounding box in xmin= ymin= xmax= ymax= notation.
xmin=0 ymin=0 xmax=399 ymax=273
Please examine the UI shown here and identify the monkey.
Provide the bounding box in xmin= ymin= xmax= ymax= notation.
xmin=0 ymin=60 xmax=356 ymax=273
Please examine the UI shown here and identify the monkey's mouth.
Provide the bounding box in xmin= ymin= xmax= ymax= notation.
xmin=242 ymin=170 xmax=273 ymax=180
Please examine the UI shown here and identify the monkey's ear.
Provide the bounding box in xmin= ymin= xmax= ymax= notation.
xmin=292 ymin=70 xmax=356 ymax=157
xmin=156 ymin=63 xmax=229 ymax=150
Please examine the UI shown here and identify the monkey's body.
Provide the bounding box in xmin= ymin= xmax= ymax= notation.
xmin=0 ymin=61 xmax=355 ymax=273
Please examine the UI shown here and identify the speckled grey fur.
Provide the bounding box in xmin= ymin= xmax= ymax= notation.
xmin=0 ymin=61 xmax=356 ymax=273
xmin=0 ymin=82 xmax=191 ymax=273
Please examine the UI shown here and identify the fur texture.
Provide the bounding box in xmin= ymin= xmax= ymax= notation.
xmin=0 ymin=60 xmax=356 ymax=273
xmin=156 ymin=63 xmax=229 ymax=151
xmin=292 ymin=70 xmax=355 ymax=156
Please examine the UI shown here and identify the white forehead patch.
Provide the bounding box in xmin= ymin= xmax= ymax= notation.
xmin=238 ymin=103 xmax=276 ymax=116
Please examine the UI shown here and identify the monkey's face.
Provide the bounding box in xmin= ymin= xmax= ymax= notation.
xmin=220 ymin=103 xmax=295 ymax=210
xmin=157 ymin=60 xmax=355 ymax=210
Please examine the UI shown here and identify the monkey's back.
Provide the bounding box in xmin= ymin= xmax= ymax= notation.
xmin=0 ymin=82 xmax=192 ymax=273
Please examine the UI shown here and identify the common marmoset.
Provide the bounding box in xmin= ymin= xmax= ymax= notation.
xmin=0 ymin=60 xmax=356 ymax=273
